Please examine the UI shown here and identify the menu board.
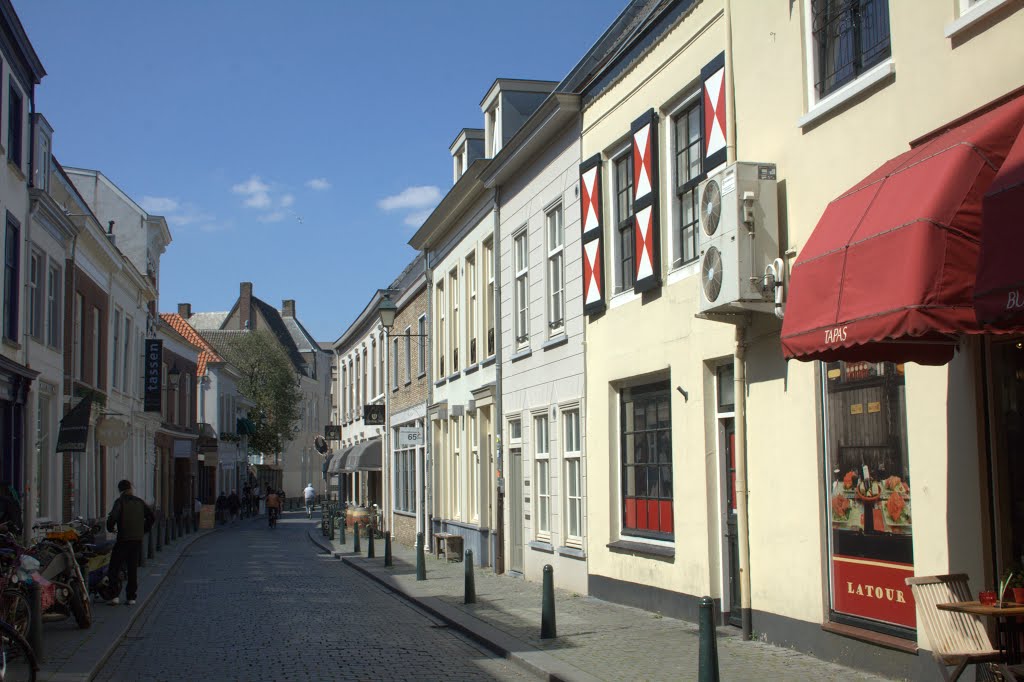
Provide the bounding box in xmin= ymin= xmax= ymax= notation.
xmin=199 ymin=504 xmax=216 ymax=529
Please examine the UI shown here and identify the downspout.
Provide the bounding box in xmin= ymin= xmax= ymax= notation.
xmin=492 ymin=186 xmax=503 ymax=575
xmin=724 ymin=0 xmax=753 ymax=642
xmin=22 ymin=97 xmax=38 ymax=542
xmin=423 ymin=256 xmax=433 ymax=551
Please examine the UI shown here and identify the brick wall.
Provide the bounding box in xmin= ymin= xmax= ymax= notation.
xmin=64 ymin=266 xmax=109 ymax=395
xmin=390 ymin=283 xmax=429 ymax=414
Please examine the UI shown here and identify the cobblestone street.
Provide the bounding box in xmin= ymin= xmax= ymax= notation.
xmin=94 ymin=513 xmax=529 ymax=681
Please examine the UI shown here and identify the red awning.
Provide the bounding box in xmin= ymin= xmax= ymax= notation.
xmin=781 ymin=93 xmax=1024 ymax=366
xmin=975 ymin=124 xmax=1024 ymax=326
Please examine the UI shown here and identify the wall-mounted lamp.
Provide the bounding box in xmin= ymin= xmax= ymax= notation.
xmin=168 ymin=365 xmax=181 ymax=390
xmin=676 ymin=386 xmax=688 ymax=402
xmin=377 ymin=293 xmax=398 ymax=331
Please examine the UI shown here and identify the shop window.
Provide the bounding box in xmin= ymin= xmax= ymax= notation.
xmin=621 ymin=380 xmax=673 ymax=540
xmin=824 ymin=360 xmax=915 ymax=637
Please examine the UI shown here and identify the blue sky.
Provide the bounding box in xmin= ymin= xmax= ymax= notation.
xmin=13 ymin=1 xmax=627 ymax=342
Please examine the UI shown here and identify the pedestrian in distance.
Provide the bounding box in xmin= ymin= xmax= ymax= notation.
xmin=228 ymin=490 xmax=241 ymax=525
xmin=252 ymin=484 xmax=262 ymax=516
xmin=105 ymin=480 xmax=155 ymax=606
xmin=265 ymin=488 xmax=281 ymax=528
xmin=215 ymin=491 xmax=227 ymax=525
xmin=304 ymin=483 xmax=315 ymax=518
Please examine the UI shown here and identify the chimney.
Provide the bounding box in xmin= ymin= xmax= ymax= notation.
xmin=178 ymin=303 xmax=191 ymax=320
xmin=282 ymin=299 xmax=296 ymax=318
xmin=239 ymin=282 xmax=254 ymax=330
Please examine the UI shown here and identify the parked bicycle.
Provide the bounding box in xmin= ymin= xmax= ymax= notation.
xmin=0 ymin=616 xmax=37 ymax=681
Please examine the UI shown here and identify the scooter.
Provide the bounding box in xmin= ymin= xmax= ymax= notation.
xmin=29 ymin=536 xmax=91 ymax=628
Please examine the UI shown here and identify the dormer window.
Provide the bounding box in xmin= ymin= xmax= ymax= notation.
xmin=485 ymin=106 xmax=499 ymax=157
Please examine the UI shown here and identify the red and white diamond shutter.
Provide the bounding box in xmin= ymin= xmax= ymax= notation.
xmin=631 ymin=109 xmax=661 ymax=294
xmin=580 ymin=153 xmax=606 ymax=316
xmin=701 ymin=52 xmax=727 ymax=172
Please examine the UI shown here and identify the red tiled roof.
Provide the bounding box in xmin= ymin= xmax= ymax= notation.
xmin=160 ymin=313 xmax=224 ymax=377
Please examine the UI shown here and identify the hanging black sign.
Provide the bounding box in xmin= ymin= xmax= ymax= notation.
xmin=363 ymin=404 xmax=384 ymax=425
xmin=325 ymin=424 xmax=342 ymax=440
xmin=56 ymin=395 xmax=93 ymax=452
xmin=144 ymin=339 xmax=163 ymax=412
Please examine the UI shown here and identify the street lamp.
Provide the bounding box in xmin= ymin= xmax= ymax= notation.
xmin=168 ymin=365 xmax=181 ymax=390
xmin=378 ymin=294 xmax=398 ymax=331
xmin=376 ymin=292 xmax=398 ymax=538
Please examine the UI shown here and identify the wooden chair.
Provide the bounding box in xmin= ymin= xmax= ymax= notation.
xmin=906 ymin=574 xmax=1019 ymax=681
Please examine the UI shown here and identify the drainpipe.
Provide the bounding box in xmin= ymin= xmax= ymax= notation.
xmin=723 ymin=0 xmax=752 ymax=641
xmin=492 ymin=186 xmax=503 ymax=575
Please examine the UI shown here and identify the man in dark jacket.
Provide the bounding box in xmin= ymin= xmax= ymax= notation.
xmin=105 ymin=480 xmax=155 ymax=605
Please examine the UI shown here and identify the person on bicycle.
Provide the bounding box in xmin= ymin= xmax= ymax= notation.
xmin=265 ymin=488 xmax=281 ymax=527
xmin=303 ymin=483 xmax=315 ymax=518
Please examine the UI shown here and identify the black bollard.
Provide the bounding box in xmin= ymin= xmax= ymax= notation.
xmin=148 ymin=527 xmax=155 ymax=559
xmin=367 ymin=527 xmax=375 ymax=558
xmin=541 ymin=564 xmax=556 ymax=639
xmin=464 ymin=549 xmax=476 ymax=604
xmin=353 ymin=523 xmax=361 ymax=553
xmin=157 ymin=519 xmax=164 ymax=551
xmin=698 ymin=596 xmax=720 ymax=682
xmin=416 ymin=532 xmax=426 ymax=581
xmin=384 ymin=533 xmax=392 ymax=567
xmin=29 ymin=581 xmax=43 ymax=662
xmin=339 ymin=516 xmax=346 ymax=544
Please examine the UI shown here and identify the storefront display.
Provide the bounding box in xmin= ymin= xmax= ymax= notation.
xmin=823 ymin=360 xmax=915 ymax=636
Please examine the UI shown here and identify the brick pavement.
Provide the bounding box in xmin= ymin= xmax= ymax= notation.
xmin=95 ymin=511 xmax=528 ymax=682
xmin=310 ymin=523 xmax=904 ymax=682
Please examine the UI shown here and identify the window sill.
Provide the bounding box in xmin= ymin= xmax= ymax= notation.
xmin=446 ymin=371 xmax=461 ymax=383
xmin=2 ymin=338 xmax=21 ymax=351
xmin=434 ymin=377 xmax=447 ymax=388
xmin=666 ymin=259 xmax=700 ymax=287
xmin=609 ymin=289 xmax=640 ymax=310
xmin=394 ymin=509 xmax=415 ymax=518
xmin=417 ymin=371 xmax=426 ymax=379
xmin=480 ymin=355 xmax=496 ymax=368
xmin=798 ymin=59 xmax=895 ymax=130
xmin=945 ymin=0 xmax=1015 ymax=38
xmin=541 ymin=335 xmax=568 ymax=352
xmin=820 ymin=621 xmax=918 ymax=654
xmin=557 ymin=545 xmax=586 ymax=560
xmin=464 ymin=363 xmax=479 ymax=375
xmin=528 ymin=540 xmax=554 ymax=553
xmin=510 ymin=347 xmax=533 ymax=363
xmin=607 ymin=539 xmax=675 ymax=559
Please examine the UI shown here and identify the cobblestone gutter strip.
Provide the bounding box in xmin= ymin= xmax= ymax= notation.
xmin=307 ymin=529 xmax=597 ymax=682
xmin=37 ymin=527 xmax=216 ymax=682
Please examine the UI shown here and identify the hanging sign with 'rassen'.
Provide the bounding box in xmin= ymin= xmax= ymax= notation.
xmin=144 ymin=339 xmax=163 ymax=412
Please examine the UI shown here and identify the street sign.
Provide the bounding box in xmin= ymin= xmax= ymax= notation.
xmin=397 ymin=427 xmax=423 ymax=447
xmin=324 ymin=424 xmax=341 ymax=440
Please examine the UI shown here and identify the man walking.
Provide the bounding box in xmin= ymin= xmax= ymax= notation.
xmin=303 ymin=483 xmax=315 ymax=518
xmin=105 ymin=480 xmax=155 ymax=606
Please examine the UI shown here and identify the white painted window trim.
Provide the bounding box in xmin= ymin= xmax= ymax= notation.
xmin=608 ymin=142 xmax=633 ymax=294
xmin=466 ymin=251 xmax=477 ymax=364
xmin=449 ymin=267 xmax=459 ymax=371
xmin=946 ymin=0 xmax=1015 ymax=38
xmin=562 ymin=407 xmax=583 ymax=547
xmin=533 ymin=412 xmax=551 ymax=541
xmin=417 ymin=314 xmax=427 ymax=377
xmin=513 ymin=228 xmax=530 ymax=349
xmin=545 ymin=202 xmax=565 ymax=338
xmin=799 ymin=0 xmax=895 ymax=130
xmin=609 ymin=288 xmax=641 ymax=310
xmin=664 ymin=91 xmax=702 ymax=270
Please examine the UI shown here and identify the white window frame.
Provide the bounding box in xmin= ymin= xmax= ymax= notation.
xmin=946 ymin=0 xmax=1014 ymax=38
xmin=667 ymin=92 xmax=703 ymax=273
xmin=417 ymin=315 xmax=427 ymax=377
xmin=123 ymin=315 xmax=132 ymax=394
xmin=27 ymin=248 xmax=42 ymax=340
xmin=466 ymin=251 xmax=477 ymax=364
xmin=546 ymin=203 xmax=565 ymax=336
xmin=609 ymin=142 xmax=636 ymax=297
xmin=513 ymin=228 xmax=529 ymax=348
xmin=468 ymin=411 xmax=479 ymax=524
xmin=111 ymin=307 xmax=122 ymax=391
xmin=92 ymin=306 xmax=101 ymax=387
xmin=483 ymin=237 xmax=495 ymax=358
xmin=451 ymin=415 xmax=462 ymax=521
xmin=392 ymin=336 xmax=400 ymax=390
xmin=74 ymin=293 xmax=83 ymax=380
xmin=534 ymin=414 xmax=550 ymax=539
xmin=449 ymin=267 xmax=459 ymax=371
xmin=403 ymin=326 xmax=412 ymax=384
xmin=436 ymin=282 xmax=446 ymax=378
xmin=45 ymin=261 xmax=61 ymax=348
xmin=562 ymin=408 xmax=583 ymax=546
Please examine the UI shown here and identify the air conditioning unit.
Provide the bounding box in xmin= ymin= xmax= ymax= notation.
xmin=697 ymin=162 xmax=779 ymax=315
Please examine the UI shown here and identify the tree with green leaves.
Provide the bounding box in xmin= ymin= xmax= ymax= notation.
xmin=223 ymin=330 xmax=302 ymax=457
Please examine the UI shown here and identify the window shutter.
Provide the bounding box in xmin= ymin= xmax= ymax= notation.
xmin=580 ymin=153 xmax=606 ymax=316
xmin=701 ymin=52 xmax=727 ymax=172
xmin=631 ymin=109 xmax=661 ymax=294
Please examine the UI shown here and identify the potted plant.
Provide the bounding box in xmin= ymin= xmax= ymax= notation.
xmin=1001 ymin=563 xmax=1024 ymax=604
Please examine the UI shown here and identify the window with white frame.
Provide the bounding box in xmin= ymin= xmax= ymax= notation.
xmin=112 ymin=308 xmax=122 ymax=390
xmin=404 ymin=326 xmax=412 ymax=383
xmin=436 ymin=282 xmax=446 ymax=377
xmin=362 ymin=347 xmax=368 ymax=405
xmin=123 ymin=316 xmax=132 ymax=393
xmin=469 ymin=411 xmax=479 ymax=523
xmin=613 ymin=152 xmax=634 ymax=292
xmin=673 ymin=100 xmax=703 ymax=266
xmin=563 ymin=409 xmax=582 ymax=545
xmin=74 ymin=293 xmax=84 ymax=381
xmin=449 ymin=268 xmax=459 ymax=371
xmin=535 ymin=414 xmax=550 ymax=538
xmin=46 ymin=262 xmax=61 ymax=348
xmin=341 ymin=364 xmax=348 ymax=420
xmin=355 ymin=354 xmax=361 ymax=416
xmin=370 ymin=338 xmax=377 ymax=397
xmin=392 ymin=336 xmax=400 ymax=389
xmin=451 ymin=415 xmax=462 ymax=520
xmin=394 ymin=427 xmax=415 ymax=512
xmin=546 ymin=204 xmax=564 ymax=334
xmin=466 ymin=252 xmax=477 ymax=364
xmin=379 ymin=333 xmax=385 ymax=393
xmin=417 ymin=315 xmax=426 ymax=376
xmin=809 ymin=0 xmax=891 ymax=99
xmin=483 ymin=237 xmax=495 ymax=357
xmin=513 ymin=230 xmax=529 ymax=346
xmin=92 ymin=307 xmax=101 ymax=386
xmin=28 ymin=249 xmax=42 ymax=340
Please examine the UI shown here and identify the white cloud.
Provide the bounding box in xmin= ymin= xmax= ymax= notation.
xmin=232 ymin=175 xmax=272 ymax=210
xmin=280 ymin=194 xmax=295 ymax=208
xmin=139 ymin=195 xmax=179 ymax=214
xmin=378 ymin=185 xmax=441 ymax=211
xmin=306 ymin=178 xmax=331 ymax=191
xmin=258 ymin=211 xmax=286 ymax=223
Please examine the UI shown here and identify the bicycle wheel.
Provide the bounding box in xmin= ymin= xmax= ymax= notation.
xmin=0 ymin=617 xmax=37 ymax=681
xmin=0 ymin=591 xmax=29 ymax=640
